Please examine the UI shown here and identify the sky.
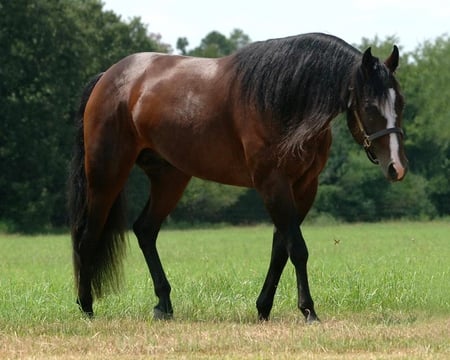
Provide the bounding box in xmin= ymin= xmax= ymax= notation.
xmin=103 ymin=0 xmax=449 ymax=53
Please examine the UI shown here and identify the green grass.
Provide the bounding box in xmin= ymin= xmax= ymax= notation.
xmin=0 ymin=222 xmax=449 ymax=358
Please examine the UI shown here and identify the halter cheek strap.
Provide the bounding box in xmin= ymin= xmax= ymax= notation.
xmin=349 ymin=98 xmax=404 ymax=165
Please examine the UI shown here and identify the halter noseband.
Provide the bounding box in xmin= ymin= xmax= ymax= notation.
xmin=350 ymin=100 xmax=404 ymax=165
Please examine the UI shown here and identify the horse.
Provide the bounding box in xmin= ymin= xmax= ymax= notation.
xmin=68 ymin=32 xmax=407 ymax=322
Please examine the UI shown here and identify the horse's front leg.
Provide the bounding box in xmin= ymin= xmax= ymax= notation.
xmin=258 ymin=174 xmax=319 ymax=323
xmin=289 ymin=226 xmax=319 ymax=323
xmin=256 ymin=228 xmax=289 ymax=320
xmin=292 ymin=177 xmax=320 ymax=322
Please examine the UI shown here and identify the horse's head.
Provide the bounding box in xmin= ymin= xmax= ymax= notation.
xmin=347 ymin=46 xmax=408 ymax=182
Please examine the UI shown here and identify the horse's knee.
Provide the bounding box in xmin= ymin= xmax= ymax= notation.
xmin=289 ymin=243 xmax=309 ymax=265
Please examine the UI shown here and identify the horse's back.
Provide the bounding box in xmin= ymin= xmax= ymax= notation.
xmin=84 ymin=52 xmax=255 ymax=186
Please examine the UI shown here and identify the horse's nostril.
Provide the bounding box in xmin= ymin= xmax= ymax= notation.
xmin=388 ymin=163 xmax=398 ymax=181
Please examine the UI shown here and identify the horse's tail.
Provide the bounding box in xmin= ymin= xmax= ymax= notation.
xmin=68 ymin=72 xmax=127 ymax=298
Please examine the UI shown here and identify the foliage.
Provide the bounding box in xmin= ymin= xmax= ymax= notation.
xmin=171 ymin=178 xmax=246 ymax=224
xmin=0 ymin=0 xmax=167 ymax=232
xmin=177 ymin=28 xmax=251 ymax=57
xmin=315 ymin=117 xmax=437 ymax=221
xmin=399 ymin=35 xmax=450 ymax=215
xmin=0 ymin=0 xmax=448 ymax=232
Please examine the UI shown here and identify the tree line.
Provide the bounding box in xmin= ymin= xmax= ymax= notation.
xmin=1 ymin=0 xmax=448 ymax=232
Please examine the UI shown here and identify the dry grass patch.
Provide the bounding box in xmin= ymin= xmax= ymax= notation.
xmin=1 ymin=317 xmax=448 ymax=359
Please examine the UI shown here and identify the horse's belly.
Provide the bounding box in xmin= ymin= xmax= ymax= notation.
xmin=145 ymin=122 xmax=254 ymax=187
xmin=161 ymin=141 xmax=253 ymax=187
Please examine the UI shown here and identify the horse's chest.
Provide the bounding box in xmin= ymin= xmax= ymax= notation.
xmin=282 ymin=134 xmax=332 ymax=180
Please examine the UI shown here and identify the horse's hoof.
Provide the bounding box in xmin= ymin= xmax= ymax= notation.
xmin=306 ymin=315 xmax=320 ymax=324
xmin=304 ymin=309 xmax=320 ymax=324
xmin=77 ymin=299 xmax=94 ymax=318
xmin=83 ymin=311 xmax=94 ymax=319
xmin=153 ymin=307 xmax=173 ymax=320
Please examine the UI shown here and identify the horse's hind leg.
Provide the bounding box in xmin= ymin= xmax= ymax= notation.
xmin=74 ymin=133 xmax=138 ymax=317
xmin=76 ymin=194 xmax=113 ymax=316
xmin=76 ymin=162 xmax=135 ymax=317
xmin=133 ymin=155 xmax=191 ymax=319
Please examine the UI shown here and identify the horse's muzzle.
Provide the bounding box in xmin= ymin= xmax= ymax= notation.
xmin=388 ymin=161 xmax=407 ymax=182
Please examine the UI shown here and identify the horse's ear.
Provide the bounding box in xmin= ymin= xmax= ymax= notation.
xmin=362 ymin=47 xmax=377 ymax=77
xmin=385 ymin=45 xmax=399 ymax=73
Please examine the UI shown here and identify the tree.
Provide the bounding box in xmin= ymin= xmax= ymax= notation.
xmin=357 ymin=35 xmax=403 ymax=59
xmin=171 ymin=178 xmax=246 ymax=224
xmin=176 ymin=37 xmax=189 ymax=55
xmin=399 ymin=35 xmax=450 ymax=215
xmin=178 ymin=28 xmax=251 ymax=57
xmin=0 ymin=0 xmax=166 ymax=232
xmin=229 ymin=28 xmax=251 ymax=50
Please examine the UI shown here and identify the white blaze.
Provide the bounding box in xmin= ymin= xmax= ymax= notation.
xmin=379 ymin=88 xmax=405 ymax=179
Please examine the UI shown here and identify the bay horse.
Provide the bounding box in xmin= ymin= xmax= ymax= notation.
xmin=68 ymin=33 xmax=407 ymax=322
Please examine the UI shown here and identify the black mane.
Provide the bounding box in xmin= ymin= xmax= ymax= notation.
xmin=231 ymin=33 xmax=362 ymax=154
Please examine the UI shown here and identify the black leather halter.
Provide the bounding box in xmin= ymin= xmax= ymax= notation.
xmin=352 ymin=109 xmax=404 ymax=165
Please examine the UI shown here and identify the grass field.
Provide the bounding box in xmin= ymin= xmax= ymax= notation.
xmin=0 ymin=222 xmax=449 ymax=359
